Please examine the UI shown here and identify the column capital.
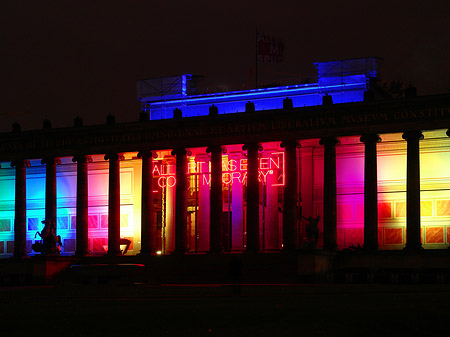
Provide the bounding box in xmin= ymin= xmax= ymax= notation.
xmin=319 ymin=137 xmax=340 ymax=147
xmin=280 ymin=140 xmax=300 ymax=149
xmin=41 ymin=157 xmax=61 ymax=165
xmin=104 ymin=153 xmax=124 ymax=161
xmin=402 ymin=130 xmax=423 ymax=141
xmin=360 ymin=134 xmax=381 ymax=144
xmin=206 ymin=145 xmax=226 ymax=154
xmin=171 ymin=148 xmax=187 ymax=157
xmin=72 ymin=155 xmax=93 ymax=163
xmin=137 ymin=150 xmax=158 ymax=159
xmin=11 ymin=160 xmax=30 ymax=168
xmin=242 ymin=143 xmax=263 ymax=152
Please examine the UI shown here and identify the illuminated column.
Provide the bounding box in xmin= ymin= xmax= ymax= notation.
xmin=244 ymin=142 xmax=260 ymax=253
xmin=281 ymin=140 xmax=299 ymax=251
xmin=172 ymin=148 xmax=188 ymax=254
xmin=402 ymin=130 xmax=423 ymax=251
xmin=207 ymin=145 xmax=224 ymax=253
xmin=12 ymin=160 xmax=29 ymax=258
xmin=42 ymin=157 xmax=59 ymax=224
xmin=105 ymin=153 xmax=123 ymax=256
xmin=73 ymin=155 xmax=91 ymax=256
xmin=360 ymin=134 xmax=381 ymax=251
xmin=231 ymin=153 xmax=244 ymax=250
xmin=319 ymin=137 xmax=339 ymax=251
xmin=196 ymin=154 xmax=210 ymax=252
xmin=138 ymin=150 xmax=156 ymax=255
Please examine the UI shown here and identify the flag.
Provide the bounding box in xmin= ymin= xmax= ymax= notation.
xmin=257 ymin=31 xmax=284 ymax=63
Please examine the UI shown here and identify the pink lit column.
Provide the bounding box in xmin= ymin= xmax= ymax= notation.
xmin=360 ymin=134 xmax=381 ymax=251
xmin=105 ymin=153 xmax=123 ymax=256
xmin=207 ymin=145 xmax=224 ymax=253
xmin=73 ymin=155 xmax=91 ymax=256
xmin=281 ymin=140 xmax=299 ymax=251
xmin=12 ymin=160 xmax=29 ymax=258
xmin=319 ymin=137 xmax=339 ymax=251
xmin=244 ymin=143 xmax=260 ymax=253
xmin=402 ymin=130 xmax=423 ymax=251
xmin=231 ymin=153 xmax=244 ymax=250
xmin=139 ymin=150 xmax=156 ymax=255
xmin=172 ymin=148 xmax=188 ymax=254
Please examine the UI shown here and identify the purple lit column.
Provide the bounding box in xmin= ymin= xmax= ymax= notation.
xmin=139 ymin=150 xmax=156 ymax=255
xmin=360 ymin=134 xmax=381 ymax=251
xmin=105 ymin=153 xmax=123 ymax=256
xmin=319 ymin=137 xmax=339 ymax=251
xmin=12 ymin=160 xmax=29 ymax=258
xmin=281 ymin=140 xmax=299 ymax=251
xmin=172 ymin=148 xmax=188 ymax=254
xmin=244 ymin=143 xmax=260 ymax=253
xmin=73 ymin=155 xmax=91 ymax=256
xmin=207 ymin=145 xmax=224 ymax=253
xmin=402 ymin=131 xmax=423 ymax=251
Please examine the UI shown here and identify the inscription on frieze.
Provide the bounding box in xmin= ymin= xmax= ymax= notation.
xmin=1 ymin=102 xmax=450 ymax=158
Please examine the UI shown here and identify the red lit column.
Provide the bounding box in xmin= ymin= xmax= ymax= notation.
xmin=207 ymin=145 xmax=224 ymax=253
xmin=42 ymin=158 xmax=59 ymax=225
xmin=281 ymin=140 xmax=299 ymax=251
xmin=244 ymin=142 xmax=260 ymax=253
xmin=73 ymin=155 xmax=91 ymax=256
xmin=138 ymin=150 xmax=156 ymax=255
xmin=172 ymin=148 xmax=188 ymax=254
xmin=12 ymin=160 xmax=29 ymax=258
xmin=402 ymin=130 xmax=423 ymax=251
xmin=319 ymin=137 xmax=339 ymax=251
xmin=105 ymin=153 xmax=123 ymax=256
xmin=360 ymin=134 xmax=381 ymax=251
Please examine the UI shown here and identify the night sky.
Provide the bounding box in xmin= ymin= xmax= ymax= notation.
xmin=1 ymin=0 xmax=449 ymax=132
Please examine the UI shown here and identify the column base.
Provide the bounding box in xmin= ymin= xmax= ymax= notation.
xmin=106 ymin=250 xmax=123 ymax=256
xmin=138 ymin=249 xmax=157 ymax=256
xmin=403 ymin=243 xmax=423 ymax=253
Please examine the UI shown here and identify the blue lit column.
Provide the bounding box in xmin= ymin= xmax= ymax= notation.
xmin=281 ymin=140 xmax=299 ymax=251
xmin=42 ymin=158 xmax=59 ymax=225
xmin=360 ymin=134 xmax=381 ymax=251
xmin=12 ymin=160 xmax=29 ymax=258
xmin=403 ymin=131 xmax=423 ymax=251
xmin=172 ymin=148 xmax=188 ymax=254
xmin=319 ymin=137 xmax=339 ymax=251
xmin=105 ymin=153 xmax=123 ymax=256
xmin=244 ymin=143 xmax=260 ymax=253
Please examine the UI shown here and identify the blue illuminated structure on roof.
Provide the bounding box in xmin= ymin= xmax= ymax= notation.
xmin=137 ymin=57 xmax=382 ymax=120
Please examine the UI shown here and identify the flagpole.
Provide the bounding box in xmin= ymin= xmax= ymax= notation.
xmin=255 ymin=29 xmax=258 ymax=89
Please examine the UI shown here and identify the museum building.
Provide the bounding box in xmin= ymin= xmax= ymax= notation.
xmin=1 ymin=57 xmax=450 ymax=258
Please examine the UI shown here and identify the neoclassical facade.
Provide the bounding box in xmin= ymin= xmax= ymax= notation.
xmin=1 ymin=91 xmax=450 ymax=257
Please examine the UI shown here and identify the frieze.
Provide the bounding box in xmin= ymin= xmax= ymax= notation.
xmin=1 ymin=96 xmax=450 ymax=160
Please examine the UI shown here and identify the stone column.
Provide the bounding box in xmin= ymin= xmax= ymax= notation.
xmin=172 ymin=148 xmax=188 ymax=254
xmin=207 ymin=145 xmax=224 ymax=253
xmin=402 ymin=130 xmax=423 ymax=251
xmin=360 ymin=134 xmax=381 ymax=251
xmin=281 ymin=140 xmax=299 ymax=251
xmin=105 ymin=153 xmax=123 ymax=256
xmin=73 ymin=155 xmax=91 ymax=256
xmin=12 ymin=160 xmax=29 ymax=258
xmin=244 ymin=142 xmax=260 ymax=253
xmin=319 ymin=137 xmax=339 ymax=251
xmin=138 ymin=150 xmax=156 ymax=255
xmin=42 ymin=158 xmax=59 ymax=225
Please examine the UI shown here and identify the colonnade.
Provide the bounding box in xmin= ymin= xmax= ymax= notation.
xmin=10 ymin=130 xmax=426 ymax=257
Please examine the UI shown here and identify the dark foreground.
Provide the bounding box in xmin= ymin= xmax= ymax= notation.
xmin=1 ymin=283 xmax=450 ymax=337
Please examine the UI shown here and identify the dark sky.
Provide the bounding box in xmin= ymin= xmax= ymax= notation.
xmin=1 ymin=0 xmax=449 ymax=132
